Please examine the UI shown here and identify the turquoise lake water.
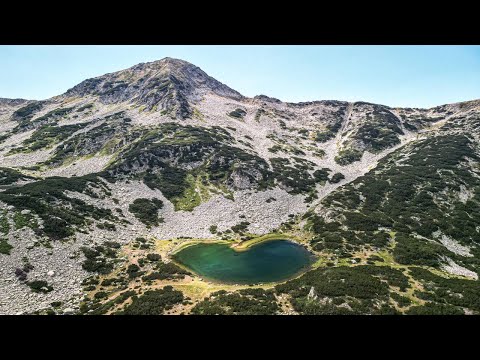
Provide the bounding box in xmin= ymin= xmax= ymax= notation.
xmin=172 ymin=240 xmax=315 ymax=284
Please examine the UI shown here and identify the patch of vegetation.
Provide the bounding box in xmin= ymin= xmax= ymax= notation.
xmin=254 ymin=109 xmax=265 ymax=122
xmin=393 ymin=233 xmax=449 ymax=267
xmin=406 ymin=302 xmax=464 ymax=315
xmin=313 ymin=168 xmax=332 ymax=183
xmin=329 ymin=172 xmax=345 ymax=184
xmin=142 ymin=262 xmax=190 ymax=281
xmin=76 ymin=103 xmax=94 ymax=112
xmin=0 ymin=174 xmax=117 ymax=240
xmin=27 ymin=280 xmax=53 ymax=293
xmin=314 ymin=119 xmax=343 ymax=143
xmin=169 ymin=173 xmax=202 ymax=211
xmin=81 ymin=290 xmax=135 ymax=315
xmin=14 ymin=106 xmax=74 ymax=132
xmin=118 ymin=286 xmax=184 ymax=315
xmin=268 ymin=145 xmax=283 ymax=154
xmin=231 ymin=221 xmax=250 ymax=234
xmin=228 ymin=108 xmax=247 ymax=119
xmin=104 ymin=241 xmax=121 ymax=249
xmin=126 ymin=264 xmax=143 ymax=279
xmin=351 ymin=106 xmax=403 ymax=152
xmin=320 ymin=134 xmax=480 ymax=269
xmin=0 ymin=167 xmax=35 ymax=185
xmin=12 ymin=101 xmax=45 ymax=122
xmin=335 ymin=148 xmax=363 ymax=165
xmin=0 ymin=239 xmax=13 ymax=255
xmin=96 ymin=221 xmax=116 ymax=231
xmin=81 ymin=245 xmax=117 ymax=274
xmin=45 ymin=113 xmax=139 ymax=165
xmin=270 ymin=157 xmax=324 ymax=195
xmin=209 ymin=225 xmax=218 ymax=234
xmin=192 ymin=288 xmax=280 ymax=315
xmin=142 ymin=166 xmax=189 ymax=200
xmin=355 ymin=124 xmax=402 ymax=152
xmin=13 ymin=212 xmax=38 ymax=230
xmin=11 ymin=123 xmax=88 ymax=153
xmin=0 ymin=212 xmax=10 ymax=235
xmin=128 ymin=198 xmax=164 ymax=227
xmin=408 ymin=267 xmax=480 ymax=312
xmin=146 ymin=253 xmax=161 ymax=262
xmin=315 ymin=131 xmax=335 ymax=143
xmin=103 ymin=123 xmax=272 ymax=208
xmin=367 ymin=255 xmax=384 ymax=263
xmin=356 ymin=265 xmax=410 ymax=291
xmin=390 ymin=292 xmax=411 ymax=308
xmin=275 ymin=266 xmax=398 ymax=315
xmin=307 ymin=214 xmax=392 ymax=252
xmin=94 ymin=291 xmax=108 ymax=300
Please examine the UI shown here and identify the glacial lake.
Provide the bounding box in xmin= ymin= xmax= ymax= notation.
xmin=172 ymin=240 xmax=315 ymax=284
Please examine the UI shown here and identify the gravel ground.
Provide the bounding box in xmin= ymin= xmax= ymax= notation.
xmin=441 ymin=256 xmax=478 ymax=279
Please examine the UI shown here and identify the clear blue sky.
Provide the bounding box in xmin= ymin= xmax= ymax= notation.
xmin=0 ymin=45 xmax=479 ymax=108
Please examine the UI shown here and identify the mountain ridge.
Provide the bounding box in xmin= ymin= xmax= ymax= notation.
xmin=4 ymin=58 xmax=479 ymax=110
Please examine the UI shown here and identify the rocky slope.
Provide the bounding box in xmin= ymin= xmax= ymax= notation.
xmin=0 ymin=57 xmax=479 ymax=315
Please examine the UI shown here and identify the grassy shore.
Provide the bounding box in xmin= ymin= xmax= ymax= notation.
xmin=230 ymin=233 xmax=295 ymax=251
xmin=168 ymin=238 xmax=232 ymax=255
xmin=167 ymin=232 xmax=308 ymax=256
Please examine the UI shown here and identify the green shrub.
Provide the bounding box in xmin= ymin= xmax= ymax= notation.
xmin=27 ymin=280 xmax=53 ymax=293
xmin=94 ymin=291 xmax=108 ymax=299
xmin=192 ymin=288 xmax=279 ymax=315
xmin=274 ymin=266 xmax=400 ymax=314
xmin=0 ymin=167 xmax=34 ymax=185
xmin=231 ymin=221 xmax=250 ymax=234
xmin=335 ymin=148 xmax=362 ymax=165
xmin=127 ymin=264 xmax=143 ymax=279
xmin=329 ymin=173 xmax=345 ymax=183
xmin=119 ymin=286 xmax=184 ymax=315
xmin=143 ymin=262 xmax=190 ymax=281
xmin=313 ymin=168 xmax=331 ymax=182
xmin=128 ymin=198 xmax=164 ymax=227
xmin=393 ymin=233 xmax=447 ymax=267
xmin=0 ymin=239 xmax=13 ymax=255
xmin=0 ymin=174 xmax=116 ymax=240
xmin=146 ymin=253 xmax=161 ymax=262
xmin=390 ymin=293 xmax=411 ymax=308
xmin=81 ymin=246 xmax=115 ymax=274
xmin=406 ymin=302 xmax=464 ymax=315
xmin=104 ymin=241 xmax=121 ymax=249
xmin=76 ymin=103 xmax=94 ymax=112
xmin=96 ymin=222 xmax=116 ymax=231
xmin=228 ymin=108 xmax=247 ymax=119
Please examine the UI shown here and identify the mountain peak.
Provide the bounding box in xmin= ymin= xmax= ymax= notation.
xmin=64 ymin=57 xmax=244 ymax=118
xmin=128 ymin=57 xmax=195 ymax=72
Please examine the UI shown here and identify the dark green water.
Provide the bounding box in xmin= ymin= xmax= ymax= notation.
xmin=172 ymin=240 xmax=315 ymax=284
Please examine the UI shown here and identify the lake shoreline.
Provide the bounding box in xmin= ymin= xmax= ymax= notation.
xmin=230 ymin=233 xmax=298 ymax=252
xmin=171 ymin=238 xmax=317 ymax=286
xmin=169 ymin=232 xmax=305 ymax=256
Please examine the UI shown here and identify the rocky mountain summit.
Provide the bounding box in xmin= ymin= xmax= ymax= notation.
xmin=64 ymin=57 xmax=244 ymax=119
xmin=0 ymin=58 xmax=479 ymax=315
